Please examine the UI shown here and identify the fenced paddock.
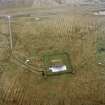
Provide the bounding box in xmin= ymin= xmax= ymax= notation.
xmin=43 ymin=52 xmax=73 ymax=76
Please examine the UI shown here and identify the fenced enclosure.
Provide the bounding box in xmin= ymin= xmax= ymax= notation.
xmin=10 ymin=12 xmax=98 ymax=72
xmin=43 ymin=52 xmax=73 ymax=76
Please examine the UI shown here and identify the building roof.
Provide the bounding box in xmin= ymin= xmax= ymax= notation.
xmin=49 ymin=65 xmax=67 ymax=73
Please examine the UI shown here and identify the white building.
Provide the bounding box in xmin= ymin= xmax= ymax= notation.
xmin=49 ymin=65 xmax=67 ymax=73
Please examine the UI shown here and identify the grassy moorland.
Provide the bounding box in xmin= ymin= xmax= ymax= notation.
xmin=0 ymin=7 xmax=105 ymax=105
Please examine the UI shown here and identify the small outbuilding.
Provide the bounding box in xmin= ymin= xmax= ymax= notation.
xmin=49 ymin=65 xmax=67 ymax=73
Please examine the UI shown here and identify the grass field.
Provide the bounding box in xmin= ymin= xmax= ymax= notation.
xmin=0 ymin=7 xmax=105 ymax=105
